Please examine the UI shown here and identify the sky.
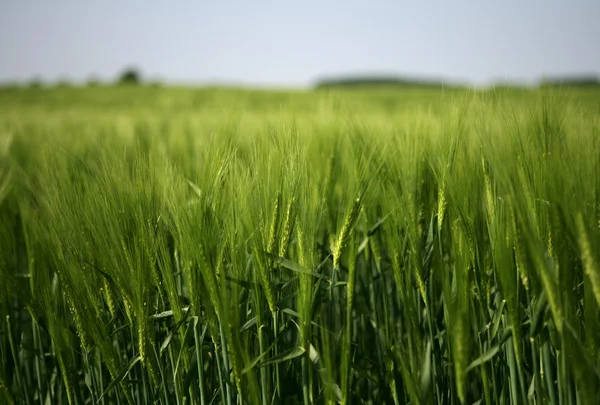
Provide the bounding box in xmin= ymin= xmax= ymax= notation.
xmin=1 ymin=0 xmax=599 ymax=87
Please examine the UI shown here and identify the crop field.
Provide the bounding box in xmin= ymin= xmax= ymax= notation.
xmin=1 ymin=85 xmax=600 ymax=405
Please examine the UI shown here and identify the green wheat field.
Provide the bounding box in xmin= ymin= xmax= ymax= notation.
xmin=1 ymin=85 xmax=600 ymax=405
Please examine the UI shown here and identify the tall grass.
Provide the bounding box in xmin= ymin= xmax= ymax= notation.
xmin=1 ymin=86 xmax=600 ymax=404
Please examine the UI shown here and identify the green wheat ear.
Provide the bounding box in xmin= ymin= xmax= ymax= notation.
xmin=102 ymin=278 xmax=117 ymax=317
xmin=278 ymin=196 xmax=296 ymax=258
xmin=138 ymin=313 xmax=159 ymax=385
xmin=482 ymin=157 xmax=495 ymax=222
xmin=215 ymin=239 xmax=227 ymax=282
xmin=56 ymin=352 xmax=76 ymax=405
xmin=267 ymin=191 xmax=282 ymax=256
xmin=510 ymin=208 xmax=530 ymax=290
xmin=333 ymin=197 xmax=361 ymax=270
xmin=437 ymin=181 xmax=447 ymax=232
xmin=256 ymin=191 xmax=281 ymax=313
xmin=66 ymin=292 xmax=91 ymax=352
xmin=576 ymin=213 xmax=600 ymax=306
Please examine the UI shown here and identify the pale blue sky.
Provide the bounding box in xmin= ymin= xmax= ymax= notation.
xmin=1 ymin=1 xmax=599 ymax=86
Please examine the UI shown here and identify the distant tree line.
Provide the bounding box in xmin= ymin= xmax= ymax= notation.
xmin=540 ymin=75 xmax=600 ymax=87
xmin=2 ymin=67 xmax=145 ymax=88
xmin=315 ymin=74 xmax=600 ymax=90
xmin=314 ymin=75 xmax=453 ymax=89
xmin=2 ymin=71 xmax=599 ymax=90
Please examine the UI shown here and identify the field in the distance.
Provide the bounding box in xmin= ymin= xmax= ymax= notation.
xmin=1 ymin=85 xmax=600 ymax=404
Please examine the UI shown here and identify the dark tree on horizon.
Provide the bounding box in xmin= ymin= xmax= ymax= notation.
xmin=117 ymin=68 xmax=142 ymax=85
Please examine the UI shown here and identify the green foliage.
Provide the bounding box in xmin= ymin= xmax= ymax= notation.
xmin=1 ymin=86 xmax=600 ymax=404
xmin=117 ymin=68 xmax=142 ymax=85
